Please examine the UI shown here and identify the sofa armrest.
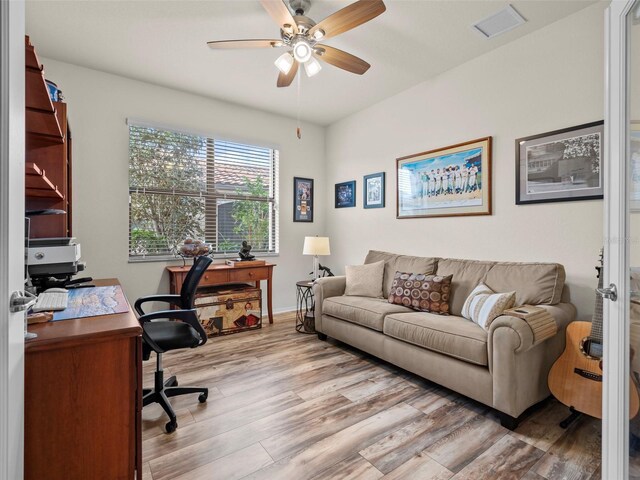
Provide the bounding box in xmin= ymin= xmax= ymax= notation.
xmin=489 ymin=301 xmax=576 ymax=417
xmin=488 ymin=302 xmax=575 ymax=371
xmin=312 ymin=276 xmax=346 ymax=333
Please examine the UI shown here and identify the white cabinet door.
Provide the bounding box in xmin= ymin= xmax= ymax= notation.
xmin=604 ymin=1 xmax=640 ymax=478
xmin=0 ymin=1 xmax=25 ymax=479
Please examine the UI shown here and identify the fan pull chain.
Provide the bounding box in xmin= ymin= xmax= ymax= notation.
xmin=296 ymin=71 xmax=302 ymax=140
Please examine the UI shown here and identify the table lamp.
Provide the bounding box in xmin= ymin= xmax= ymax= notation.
xmin=303 ymin=236 xmax=331 ymax=280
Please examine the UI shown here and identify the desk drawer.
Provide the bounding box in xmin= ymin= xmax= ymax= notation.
xmin=200 ymin=270 xmax=230 ymax=286
xmin=229 ymin=268 xmax=267 ymax=283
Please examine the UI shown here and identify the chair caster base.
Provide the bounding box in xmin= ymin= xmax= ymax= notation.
xmin=165 ymin=420 xmax=177 ymax=434
xmin=199 ymin=392 xmax=208 ymax=403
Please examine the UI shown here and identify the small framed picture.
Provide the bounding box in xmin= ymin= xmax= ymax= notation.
xmin=516 ymin=121 xmax=604 ymax=205
xmin=363 ymin=172 xmax=385 ymax=209
xmin=396 ymin=137 xmax=492 ymax=219
xmin=293 ymin=177 xmax=313 ymax=222
xmin=335 ymin=180 xmax=356 ymax=208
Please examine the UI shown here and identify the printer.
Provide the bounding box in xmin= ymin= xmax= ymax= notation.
xmin=26 ymin=237 xmax=86 ymax=281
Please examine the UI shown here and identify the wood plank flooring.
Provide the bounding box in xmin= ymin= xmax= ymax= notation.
xmin=141 ymin=312 xmax=605 ymax=480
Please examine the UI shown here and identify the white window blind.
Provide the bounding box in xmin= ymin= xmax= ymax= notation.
xmin=128 ymin=123 xmax=279 ymax=260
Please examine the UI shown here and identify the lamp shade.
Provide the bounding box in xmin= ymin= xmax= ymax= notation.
xmin=303 ymin=236 xmax=330 ymax=256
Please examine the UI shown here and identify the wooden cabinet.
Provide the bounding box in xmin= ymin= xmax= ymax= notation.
xmin=24 ymin=279 xmax=142 ymax=479
xmin=25 ymin=36 xmax=72 ymax=238
xmin=167 ymin=262 xmax=276 ymax=324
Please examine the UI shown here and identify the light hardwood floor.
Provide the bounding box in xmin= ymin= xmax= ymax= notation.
xmin=141 ymin=312 xmax=603 ymax=480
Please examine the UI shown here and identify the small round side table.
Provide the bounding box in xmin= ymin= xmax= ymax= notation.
xmin=296 ymin=280 xmax=315 ymax=334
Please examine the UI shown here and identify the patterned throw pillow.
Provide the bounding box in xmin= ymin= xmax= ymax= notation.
xmin=461 ymin=283 xmax=516 ymax=330
xmin=388 ymin=271 xmax=453 ymax=315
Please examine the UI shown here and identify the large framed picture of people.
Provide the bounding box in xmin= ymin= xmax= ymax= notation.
xmin=396 ymin=137 xmax=492 ymax=219
xmin=516 ymin=121 xmax=604 ymax=205
xmin=293 ymin=177 xmax=313 ymax=222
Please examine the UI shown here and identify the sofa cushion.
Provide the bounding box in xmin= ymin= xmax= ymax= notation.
xmin=323 ymin=296 xmax=413 ymax=331
xmin=345 ymin=261 xmax=385 ymax=298
xmin=365 ymin=250 xmax=438 ymax=298
xmin=484 ymin=262 xmax=565 ymax=306
xmin=436 ymin=258 xmax=496 ymax=316
xmin=388 ymin=272 xmax=453 ymax=315
xmin=384 ymin=312 xmax=488 ymax=366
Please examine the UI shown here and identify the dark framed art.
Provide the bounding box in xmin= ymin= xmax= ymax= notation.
xmin=516 ymin=121 xmax=604 ymax=205
xmin=363 ymin=172 xmax=385 ymax=209
xmin=335 ymin=180 xmax=356 ymax=208
xmin=293 ymin=177 xmax=313 ymax=222
xmin=396 ymin=137 xmax=492 ymax=219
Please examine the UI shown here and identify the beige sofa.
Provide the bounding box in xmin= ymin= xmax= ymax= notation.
xmin=313 ymin=250 xmax=576 ymax=429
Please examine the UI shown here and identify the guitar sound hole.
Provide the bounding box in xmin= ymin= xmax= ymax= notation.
xmin=580 ymin=337 xmax=603 ymax=359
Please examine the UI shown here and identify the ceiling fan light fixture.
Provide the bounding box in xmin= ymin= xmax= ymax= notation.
xmin=292 ymin=39 xmax=312 ymax=63
xmin=312 ymin=29 xmax=325 ymax=41
xmin=304 ymin=56 xmax=322 ymax=77
xmin=274 ymin=51 xmax=294 ymax=74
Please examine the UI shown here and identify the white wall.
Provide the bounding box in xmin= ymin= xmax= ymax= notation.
xmin=325 ymin=3 xmax=606 ymax=320
xmin=41 ymin=58 xmax=327 ymax=311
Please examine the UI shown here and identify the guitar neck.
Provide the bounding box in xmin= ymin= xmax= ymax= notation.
xmin=592 ymin=261 xmax=604 ymax=344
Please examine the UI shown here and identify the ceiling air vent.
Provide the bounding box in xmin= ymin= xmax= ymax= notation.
xmin=472 ymin=5 xmax=526 ymax=39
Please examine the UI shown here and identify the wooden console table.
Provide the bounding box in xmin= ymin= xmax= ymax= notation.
xmin=167 ymin=262 xmax=276 ymax=324
xmin=24 ymin=279 xmax=142 ymax=480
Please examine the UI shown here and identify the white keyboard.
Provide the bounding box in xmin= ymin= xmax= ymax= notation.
xmin=32 ymin=290 xmax=69 ymax=312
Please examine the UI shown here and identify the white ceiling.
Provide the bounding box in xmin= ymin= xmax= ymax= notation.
xmin=26 ymin=0 xmax=599 ymax=125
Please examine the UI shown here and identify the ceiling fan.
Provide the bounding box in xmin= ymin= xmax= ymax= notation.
xmin=207 ymin=0 xmax=386 ymax=87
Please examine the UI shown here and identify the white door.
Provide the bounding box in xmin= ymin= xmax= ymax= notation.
xmin=604 ymin=0 xmax=640 ymax=478
xmin=0 ymin=1 xmax=25 ymax=479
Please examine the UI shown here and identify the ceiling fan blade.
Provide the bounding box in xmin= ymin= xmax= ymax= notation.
xmin=207 ymin=39 xmax=283 ymax=49
xmin=260 ymin=0 xmax=299 ymax=34
xmin=309 ymin=0 xmax=385 ymax=40
xmin=277 ymin=60 xmax=299 ymax=87
xmin=314 ymin=45 xmax=370 ymax=75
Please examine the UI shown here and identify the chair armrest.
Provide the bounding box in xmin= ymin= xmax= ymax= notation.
xmin=134 ymin=294 xmax=182 ymax=316
xmin=138 ymin=309 xmax=207 ymax=352
xmin=312 ymin=276 xmax=346 ymax=333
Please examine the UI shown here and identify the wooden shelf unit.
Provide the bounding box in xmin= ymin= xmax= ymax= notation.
xmin=25 ymin=36 xmax=72 ymax=238
xmin=25 ymin=162 xmax=63 ymax=199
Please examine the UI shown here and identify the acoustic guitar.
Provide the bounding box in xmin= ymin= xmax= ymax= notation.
xmin=548 ymin=250 xmax=640 ymax=419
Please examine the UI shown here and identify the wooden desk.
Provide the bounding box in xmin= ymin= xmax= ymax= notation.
xmin=167 ymin=262 xmax=276 ymax=324
xmin=24 ymin=279 xmax=142 ymax=480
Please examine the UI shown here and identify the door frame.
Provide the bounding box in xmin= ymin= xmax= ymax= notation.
xmin=0 ymin=1 xmax=25 ymax=479
xmin=604 ymin=1 xmax=636 ymax=478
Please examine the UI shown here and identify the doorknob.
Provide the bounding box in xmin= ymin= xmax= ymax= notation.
xmin=9 ymin=290 xmax=36 ymax=312
xmin=596 ymin=284 xmax=618 ymax=302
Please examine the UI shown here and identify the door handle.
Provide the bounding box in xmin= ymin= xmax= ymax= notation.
xmin=9 ymin=290 xmax=36 ymax=312
xmin=596 ymin=284 xmax=618 ymax=302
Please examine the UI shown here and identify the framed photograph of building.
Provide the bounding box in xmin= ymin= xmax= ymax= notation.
xmin=363 ymin=172 xmax=385 ymax=209
xmin=293 ymin=177 xmax=313 ymax=222
xmin=516 ymin=121 xmax=604 ymax=205
xmin=335 ymin=180 xmax=356 ymax=208
xmin=396 ymin=137 xmax=492 ymax=219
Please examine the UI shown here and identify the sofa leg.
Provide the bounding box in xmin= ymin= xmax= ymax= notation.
xmin=317 ymin=332 xmax=328 ymax=341
xmin=499 ymin=413 xmax=519 ymax=430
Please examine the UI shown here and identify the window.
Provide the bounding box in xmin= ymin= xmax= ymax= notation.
xmin=128 ymin=122 xmax=279 ymax=260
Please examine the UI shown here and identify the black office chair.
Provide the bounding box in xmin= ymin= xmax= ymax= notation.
xmin=134 ymin=255 xmax=213 ymax=433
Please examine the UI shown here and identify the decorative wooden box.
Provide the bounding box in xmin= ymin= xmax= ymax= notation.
xmin=194 ymin=284 xmax=262 ymax=336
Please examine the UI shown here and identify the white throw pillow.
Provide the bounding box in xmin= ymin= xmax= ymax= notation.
xmin=462 ymin=283 xmax=516 ymax=330
xmin=344 ymin=261 xmax=385 ymax=298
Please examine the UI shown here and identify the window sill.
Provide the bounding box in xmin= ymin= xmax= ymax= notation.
xmin=128 ymin=252 xmax=280 ymax=264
